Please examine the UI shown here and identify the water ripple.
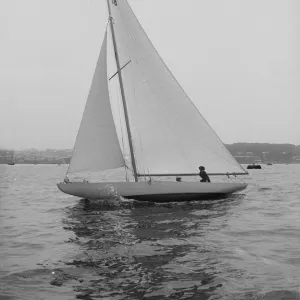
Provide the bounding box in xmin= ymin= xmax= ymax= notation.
xmin=1 ymin=165 xmax=300 ymax=299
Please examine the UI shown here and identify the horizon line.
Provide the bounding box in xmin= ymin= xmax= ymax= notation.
xmin=1 ymin=142 xmax=299 ymax=151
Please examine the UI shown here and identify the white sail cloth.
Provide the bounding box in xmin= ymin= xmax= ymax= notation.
xmin=68 ymin=0 xmax=246 ymax=177
xmin=68 ymin=32 xmax=125 ymax=174
xmin=109 ymin=0 xmax=246 ymax=175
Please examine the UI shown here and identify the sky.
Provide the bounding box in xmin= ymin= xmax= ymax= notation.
xmin=0 ymin=0 xmax=299 ymax=149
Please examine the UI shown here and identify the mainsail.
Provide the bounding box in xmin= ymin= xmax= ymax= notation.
xmin=108 ymin=0 xmax=246 ymax=175
xmin=68 ymin=32 xmax=125 ymax=174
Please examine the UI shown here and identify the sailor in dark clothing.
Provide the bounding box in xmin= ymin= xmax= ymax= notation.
xmin=199 ymin=166 xmax=210 ymax=182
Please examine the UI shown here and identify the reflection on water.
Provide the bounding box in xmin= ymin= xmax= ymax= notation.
xmin=1 ymin=165 xmax=300 ymax=299
xmin=59 ymin=196 xmax=240 ymax=299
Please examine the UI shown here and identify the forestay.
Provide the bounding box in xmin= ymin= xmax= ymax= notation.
xmin=109 ymin=0 xmax=246 ymax=175
xmin=68 ymin=32 xmax=125 ymax=174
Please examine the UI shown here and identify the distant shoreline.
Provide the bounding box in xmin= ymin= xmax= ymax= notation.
xmin=1 ymin=142 xmax=300 ymax=165
xmin=3 ymin=162 xmax=300 ymax=166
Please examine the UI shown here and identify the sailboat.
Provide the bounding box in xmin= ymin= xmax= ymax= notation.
xmin=7 ymin=151 xmax=15 ymax=166
xmin=57 ymin=0 xmax=248 ymax=202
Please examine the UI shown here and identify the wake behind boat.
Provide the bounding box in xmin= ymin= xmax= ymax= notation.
xmin=57 ymin=0 xmax=248 ymax=201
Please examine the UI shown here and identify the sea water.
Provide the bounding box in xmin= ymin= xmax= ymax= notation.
xmin=0 ymin=164 xmax=300 ymax=299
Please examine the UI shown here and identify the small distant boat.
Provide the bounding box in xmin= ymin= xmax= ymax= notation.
xmin=247 ymin=164 xmax=262 ymax=169
xmin=7 ymin=151 xmax=15 ymax=165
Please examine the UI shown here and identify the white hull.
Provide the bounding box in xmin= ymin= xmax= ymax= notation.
xmin=57 ymin=181 xmax=247 ymax=202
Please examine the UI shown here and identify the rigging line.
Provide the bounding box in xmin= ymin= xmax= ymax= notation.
xmin=227 ymin=175 xmax=234 ymax=183
xmin=109 ymin=60 xmax=131 ymax=80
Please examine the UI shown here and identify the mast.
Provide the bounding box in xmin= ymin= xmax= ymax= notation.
xmin=106 ymin=0 xmax=138 ymax=182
